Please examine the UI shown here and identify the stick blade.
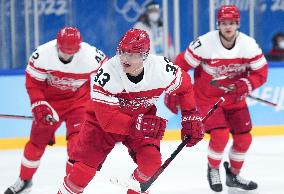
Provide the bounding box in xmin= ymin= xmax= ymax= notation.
xmin=110 ymin=176 xmax=143 ymax=193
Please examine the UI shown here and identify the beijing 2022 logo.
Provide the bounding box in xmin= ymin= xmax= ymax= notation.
xmin=113 ymin=0 xmax=152 ymax=22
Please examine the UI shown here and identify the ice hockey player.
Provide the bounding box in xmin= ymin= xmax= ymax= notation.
xmin=164 ymin=4 xmax=267 ymax=193
xmin=56 ymin=28 xmax=204 ymax=194
xmin=4 ymin=26 xmax=107 ymax=194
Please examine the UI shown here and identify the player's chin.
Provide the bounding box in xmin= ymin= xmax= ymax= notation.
xmin=123 ymin=65 xmax=133 ymax=73
xmin=224 ymin=34 xmax=235 ymax=41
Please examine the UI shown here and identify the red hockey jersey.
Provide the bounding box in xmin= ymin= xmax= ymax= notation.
xmin=175 ymin=30 xmax=268 ymax=106
xmin=89 ymin=54 xmax=196 ymax=135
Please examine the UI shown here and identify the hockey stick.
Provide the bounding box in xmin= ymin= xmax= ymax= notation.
xmin=0 ymin=114 xmax=57 ymax=123
xmin=0 ymin=114 xmax=33 ymax=120
xmin=110 ymin=97 xmax=225 ymax=193
xmin=210 ymin=80 xmax=277 ymax=107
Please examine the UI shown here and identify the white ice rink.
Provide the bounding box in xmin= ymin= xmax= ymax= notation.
xmin=1 ymin=136 xmax=284 ymax=194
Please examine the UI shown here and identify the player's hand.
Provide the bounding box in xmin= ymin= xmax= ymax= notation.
xmin=131 ymin=114 xmax=167 ymax=140
xmin=164 ymin=93 xmax=179 ymax=114
xmin=31 ymin=101 xmax=59 ymax=125
xmin=226 ymin=79 xmax=251 ymax=102
xmin=181 ymin=109 xmax=204 ymax=147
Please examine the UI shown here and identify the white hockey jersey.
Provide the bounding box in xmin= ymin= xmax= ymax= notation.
xmin=25 ymin=40 xmax=107 ymax=110
xmin=176 ymin=30 xmax=268 ymax=106
xmin=89 ymin=54 xmax=195 ymax=135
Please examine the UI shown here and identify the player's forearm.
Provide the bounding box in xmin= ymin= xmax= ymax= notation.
xmin=25 ymin=74 xmax=46 ymax=103
xmin=174 ymin=51 xmax=191 ymax=72
xmin=174 ymin=71 xmax=197 ymax=111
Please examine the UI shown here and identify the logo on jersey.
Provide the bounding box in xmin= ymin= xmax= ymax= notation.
xmin=203 ymin=63 xmax=249 ymax=79
xmin=118 ymin=96 xmax=159 ymax=110
xmin=47 ymin=75 xmax=87 ymax=91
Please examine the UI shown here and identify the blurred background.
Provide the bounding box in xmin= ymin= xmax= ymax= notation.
xmin=0 ymin=0 xmax=284 ymax=149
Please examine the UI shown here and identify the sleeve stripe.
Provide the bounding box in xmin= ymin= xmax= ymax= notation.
xmin=91 ymin=89 xmax=119 ymax=105
xmin=92 ymin=88 xmax=114 ymax=97
xmin=184 ymin=48 xmax=201 ymax=68
xmin=26 ymin=63 xmax=47 ymax=81
xmin=91 ymin=97 xmax=119 ymax=106
xmin=250 ymin=54 xmax=267 ymax=70
xmin=165 ymin=68 xmax=183 ymax=94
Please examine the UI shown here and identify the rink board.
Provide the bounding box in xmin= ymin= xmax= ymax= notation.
xmin=0 ymin=65 xmax=284 ymax=149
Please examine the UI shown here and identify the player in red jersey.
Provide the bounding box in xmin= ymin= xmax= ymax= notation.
xmin=164 ymin=5 xmax=267 ymax=192
xmin=56 ymin=28 xmax=204 ymax=194
xmin=4 ymin=27 xmax=107 ymax=194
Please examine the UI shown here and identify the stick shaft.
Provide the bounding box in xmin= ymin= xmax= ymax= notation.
xmin=0 ymin=114 xmax=33 ymax=120
xmin=247 ymin=95 xmax=277 ymax=106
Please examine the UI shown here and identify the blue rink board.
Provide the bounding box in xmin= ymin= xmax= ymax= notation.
xmin=0 ymin=66 xmax=284 ymax=138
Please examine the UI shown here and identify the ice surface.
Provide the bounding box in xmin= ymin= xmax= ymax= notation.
xmin=1 ymin=136 xmax=283 ymax=194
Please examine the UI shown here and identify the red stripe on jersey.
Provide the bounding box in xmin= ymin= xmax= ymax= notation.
xmin=187 ymin=48 xmax=202 ymax=61
xmin=249 ymin=53 xmax=264 ymax=63
xmin=92 ymin=84 xmax=114 ymax=97
xmin=203 ymin=53 xmax=265 ymax=67
xmin=28 ymin=61 xmax=47 ymax=73
xmin=91 ymin=97 xmax=119 ymax=106
xmin=100 ymin=56 xmax=109 ymax=65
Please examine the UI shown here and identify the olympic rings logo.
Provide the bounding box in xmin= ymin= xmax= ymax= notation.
xmin=113 ymin=0 xmax=152 ymax=22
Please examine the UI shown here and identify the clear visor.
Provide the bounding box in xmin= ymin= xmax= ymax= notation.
xmin=117 ymin=50 xmax=148 ymax=61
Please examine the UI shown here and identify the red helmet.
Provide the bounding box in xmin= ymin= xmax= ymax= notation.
xmin=217 ymin=5 xmax=240 ymax=23
xmin=117 ymin=28 xmax=150 ymax=59
xmin=57 ymin=27 xmax=82 ymax=54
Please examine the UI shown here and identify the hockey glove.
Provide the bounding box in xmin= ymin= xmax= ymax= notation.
xmin=181 ymin=109 xmax=204 ymax=147
xmin=164 ymin=93 xmax=179 ymax=114
xmin=226 ymin=78 xmax=252 ymax=102
xmin=131 ymin=114 xmax=167 ymax=140
xmin=31 ymin=101 xmax=59 ymax=125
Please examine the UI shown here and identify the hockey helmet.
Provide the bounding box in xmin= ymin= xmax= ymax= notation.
xmin=57 ymin=27 xmax=82 ymax=54
xmin=117 ymin=28 xmax=150 ymax=60
xmin=217 ymin=5 xmax=240 ymax=24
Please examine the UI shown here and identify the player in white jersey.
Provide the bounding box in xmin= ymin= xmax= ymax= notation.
xmin=56 ymin=28 xmax=204 ymax=194
xmin=4 ymin=27 xmax=107 ymax=194
xmin=164 ymin=5 xmax=267 ymax=192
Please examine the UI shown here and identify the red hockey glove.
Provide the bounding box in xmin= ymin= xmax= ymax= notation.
xmin=226 ymin=78 xmax=252 ymax=102
xmin=131 ymin=114 xmax=167 ymax=140
xmin=31 ymin=101 xmax=59 ymax=125
xmin=164 ymin=93 xmax=179 ymax=114
xmin=181 ymin=109 xmax=204 ymax=147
